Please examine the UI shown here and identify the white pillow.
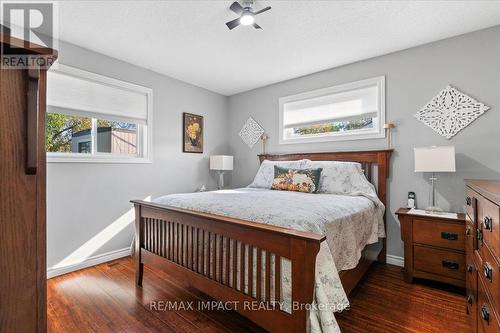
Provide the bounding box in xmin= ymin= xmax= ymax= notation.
xmin=305 ymin=160 xmax=370 ymax=194
xmin=248 ymin=159 xmax=310 ymax=189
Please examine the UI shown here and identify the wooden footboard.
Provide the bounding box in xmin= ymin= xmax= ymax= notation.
xmin=132 ymin=200 xmax=326 ymax=333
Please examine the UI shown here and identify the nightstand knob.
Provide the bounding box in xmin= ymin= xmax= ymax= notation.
xmin=467 ymin=264 xmax=474 ymax=273
xmin=484 ymin=263 xmax=493 ymax=281
xmin=477 ymin=229 xmax=483 ymax=242
xmin=466 ymin=227 xmax=471 ymax=235
xmin=441 ymin=232 xmax=458 ymax=241
xmin=481 ymin=305 xmax=490 ymax=323
xmin=466 ymin=197 xmax=472 ymax=206
xmin=483 ymin=216 xmax=493 ymax=231
xmin=442 ymin=260 xmax=459 ymax=270
xmin=467 ymin=295 xmax=473 ymax=305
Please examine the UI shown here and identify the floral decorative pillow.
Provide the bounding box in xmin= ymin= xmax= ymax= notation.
xmin=271 ymin=166 xmax=323 ymax=193
xmin=248 ymin=159 xmax=310 ymax=189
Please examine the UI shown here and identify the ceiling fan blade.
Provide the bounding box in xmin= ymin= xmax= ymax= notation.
xmin=229 ymin=1 xmax=244 ymax=14
xmin=253 ymin=6 xmax=271 ymax=15
xmin=226 ymin=17 xmax=241 ymax=30
xmin=253 ymin=22 xmax=262 ymax=29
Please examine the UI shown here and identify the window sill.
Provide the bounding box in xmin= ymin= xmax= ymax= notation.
xmin=47 ymin=154 xmax=152 ymax=164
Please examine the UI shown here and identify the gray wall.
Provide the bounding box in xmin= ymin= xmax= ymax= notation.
xmin=47 ymin=41 xmax=229 ymax=272
xmin=227 ymin=26 xmax=500 ymax=258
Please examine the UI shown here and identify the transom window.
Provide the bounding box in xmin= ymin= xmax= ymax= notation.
xmin=46 ymin=64 xmax=152 ymax=163
xmin=279 ymin=76 xmax=385 ymax=144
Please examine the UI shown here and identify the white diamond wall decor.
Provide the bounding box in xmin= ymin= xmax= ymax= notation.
xmin=239 ymin=117 xmax=265 ymax=148
xmin=414 ymin=85 xmax=490 ymax=139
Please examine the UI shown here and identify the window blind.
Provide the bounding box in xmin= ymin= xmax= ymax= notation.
xmin=47 ymin=69 xmax=149 ymax=124
xmin=283 ymin=85 xmax=378 ymax=129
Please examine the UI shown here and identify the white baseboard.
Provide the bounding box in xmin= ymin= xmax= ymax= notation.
xmin=386 ymin=254 xmax=404 ymax=267
xmin=47 ymin=247 xmax=131 ymax=279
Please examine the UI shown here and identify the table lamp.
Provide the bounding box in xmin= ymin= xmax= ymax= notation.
xmin=210 ymin=155 xmax=233 ymax=190
xmin=414 ymin=146 xmax=456 ymax=213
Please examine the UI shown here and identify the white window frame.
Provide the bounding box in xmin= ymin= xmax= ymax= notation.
xmin=278 ymin=76 xmax=385 ymax=144
xmin=46 ymin=64 xmax=153 ymax=164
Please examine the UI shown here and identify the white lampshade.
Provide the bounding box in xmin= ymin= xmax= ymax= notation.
xmin=210 ymin=155 xmax=233 ymax=171
xmin=414 ymin=146 xmax=456 ymax=172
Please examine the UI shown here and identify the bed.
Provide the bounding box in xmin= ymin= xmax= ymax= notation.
xmin=131 ymin=149 xmax=392 ymax=333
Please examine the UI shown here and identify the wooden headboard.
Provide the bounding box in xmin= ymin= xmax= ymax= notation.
xmin=258 ymin=149 xmax=393 ymax=263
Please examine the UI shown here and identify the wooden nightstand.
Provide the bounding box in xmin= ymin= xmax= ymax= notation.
xmin=396 ymin=208 xmax=466 ymax=287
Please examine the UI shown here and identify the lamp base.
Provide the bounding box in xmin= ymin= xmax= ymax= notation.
xmin=424 ymin=205 xmax=445 ymax=214
xmin=217 ymin=171 xmax=225 ymax=190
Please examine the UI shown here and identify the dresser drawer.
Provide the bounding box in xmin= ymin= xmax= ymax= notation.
xmin=479 ymin=244 xmax=500 ymax=316
xmin=478 ymin=196 xmax=500 ymax=258
xmin=414 ymin=245 xmax=465 ymax=280
xmin=467 ymin=223 xmax=477 ymax=254
xmin=413 ymin=218 xmax=465 ymax=251
xmin=478 ymin=276 xmax=500 ymax=333
xmin=467 ymin=254 xmax=478 ymax=290
xmin=467 ymin=262 xmax=478 ymax=329
xmin=467 ymin=188 xmax=477 ymax=223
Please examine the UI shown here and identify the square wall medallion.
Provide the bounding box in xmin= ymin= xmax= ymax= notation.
xmin=239 ymin=117 xmax=264 ymax=148
xmin=414 ymin=85 xmax=490 ymax=139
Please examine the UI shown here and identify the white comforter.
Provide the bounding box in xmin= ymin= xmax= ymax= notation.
xmin=154 ymin=188 xmax=385 ymax=333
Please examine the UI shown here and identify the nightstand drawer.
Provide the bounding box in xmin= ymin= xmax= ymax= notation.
xmin=478 ymin=196 xmax=500 ymax=258
xmin=413 ymin=218 xmax=465 ymax=251
xmin=414 ymin=245 xmax=465 ymax=280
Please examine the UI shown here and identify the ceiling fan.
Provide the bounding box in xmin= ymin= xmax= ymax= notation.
xmin=225 ymin=1 xmax=272 ymax=30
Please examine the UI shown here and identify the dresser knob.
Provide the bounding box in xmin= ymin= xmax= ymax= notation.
xmin=484 ymin=263 xmax=493 ymax=281
xmin=467 ymin=295 xmax=473 ymax=305
xmin=467 ymin=264 xmax=473 ymax=273
xmin=465 ymin=227 xmax=471 ymax=236
xmin=477 ymin=229 xmax=483 ymax=242
xmin=481 ymin=305 xmax=490 ymax=323
xmin=466 ymin=197 xmax=472 ymax=206
xmin=483 ymin=216 xmax=493 ymax=231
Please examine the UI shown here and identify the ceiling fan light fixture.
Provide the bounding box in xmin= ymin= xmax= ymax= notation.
xmin=240 ymin=12 xmax=255 ymax=26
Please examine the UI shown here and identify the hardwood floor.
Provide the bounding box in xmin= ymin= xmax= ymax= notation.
xmin=336 ymin=263 xmax=471 ymax=333
xmin=47 ymin=257 xmax=471 ymax=333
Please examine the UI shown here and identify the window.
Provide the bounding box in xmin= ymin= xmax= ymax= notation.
xmin=46 ymin=64 xmax=152 ymax=163
xmin=78 ymin=141 xmax=91 ymax=153
xmin=279 ymin=76 xmax=385 ymax=144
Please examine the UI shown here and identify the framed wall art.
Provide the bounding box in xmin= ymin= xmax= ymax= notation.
xmin=183 ymin=112 xmax=204 ymax=153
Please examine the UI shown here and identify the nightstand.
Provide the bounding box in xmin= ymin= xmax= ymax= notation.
xmin=396 ymin=208 xmax=466 ymax=287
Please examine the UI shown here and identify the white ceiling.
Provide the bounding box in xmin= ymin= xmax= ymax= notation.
xmin=58 ymin=1 xmax=500 ymax=96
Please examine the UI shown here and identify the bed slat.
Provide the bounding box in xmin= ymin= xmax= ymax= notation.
xmin=256 ymin=248 xmax=262 ymax=300
xmin=275 ymin=255 xmax=281 ymax=309
xmin=265 ymin=250 xmax=271 ymax=302
xmin=240 ymin=241 xmax=245 ymax=292
xmin=232 ymin=239 xmax=237 ymax=288
xmin=248 ymin=245 xmax=254 ymax=296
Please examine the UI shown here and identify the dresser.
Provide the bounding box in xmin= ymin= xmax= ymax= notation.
xmin=397 ymin=208 xmax=466 ymax=287
xmin=0 ymin=33 xmax=57 ymax=331
xmin=465 ymin=180 xmax=500 ymax=333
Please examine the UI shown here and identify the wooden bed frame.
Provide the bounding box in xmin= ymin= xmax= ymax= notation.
xmin=131 ymin=149 xmax=392 ymax=332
